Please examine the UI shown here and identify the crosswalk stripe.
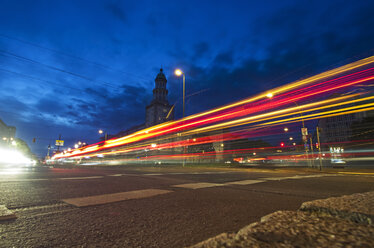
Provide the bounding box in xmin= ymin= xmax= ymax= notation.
xmin=62 ymin=189 xmax=173 ymax=207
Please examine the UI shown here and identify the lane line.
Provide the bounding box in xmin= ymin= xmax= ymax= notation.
xmin=225 ymin=179 xmax=265 ymax=185
xmin=261 ymin=174 xmax=330 ymax=181
xmin=337 ymin=172 xmax=374 ymax=175
xmin=172 ymin=182 xmax=224 ymax=189
xmin=13 ymin=203 xmax=70 ymax=212
xmin=62 ymin=189 xmax=173 ymax=207
xmin=58 ymin=176 xmax=104 ymax=180
xmin=0 ymin=178 xmax=49 ymax=182
xmin=143 ymin=173 xmax=164 ymax=176
xmin=108 ymin=174 xmax=124 ymax=177
xmin=21 ymin=209 xmax=76 ymax=219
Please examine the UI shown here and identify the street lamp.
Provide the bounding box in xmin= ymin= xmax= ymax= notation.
xmin=174 ymin=69 xmax=186 ymax=118
xmin=99 ymin=129 xmax=108 ymax=141
xmin=175 ymin=68 xmax=187 ymax=166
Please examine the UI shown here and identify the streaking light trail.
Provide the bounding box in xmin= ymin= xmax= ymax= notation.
xmin=51 ymin=55 xmax=374 ymax=166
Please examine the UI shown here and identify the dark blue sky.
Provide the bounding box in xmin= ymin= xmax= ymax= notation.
xmin=1 ymin=0 xmax=374 ymax=156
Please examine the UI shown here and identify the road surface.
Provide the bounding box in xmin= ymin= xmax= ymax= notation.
xmin=1 ymin=165 xmax=374 ymax=247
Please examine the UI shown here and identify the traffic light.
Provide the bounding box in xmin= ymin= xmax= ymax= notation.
xmin=280 ymin=142 xmax=284 ymax=147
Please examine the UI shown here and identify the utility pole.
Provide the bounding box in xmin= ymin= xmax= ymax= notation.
xmin=309 ymin=136 xmax=315 ymax=168
xmin=316 ymin=127 xmax=323 ymax=171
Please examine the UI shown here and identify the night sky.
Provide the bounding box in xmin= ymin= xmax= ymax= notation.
xmin=1 ymin=0 xmax=374 ymax=156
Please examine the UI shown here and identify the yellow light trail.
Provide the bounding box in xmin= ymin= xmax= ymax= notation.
xmin=98 ymin=56 xmax=374 ymax=148
xmin=183 ymin=94 xmax=362 ymax=135
xmin=53 ymin=55 xmax=374 ymax=160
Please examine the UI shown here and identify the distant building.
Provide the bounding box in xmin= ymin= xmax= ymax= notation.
xmin=145 ymin=68 xmax=174 ymax=127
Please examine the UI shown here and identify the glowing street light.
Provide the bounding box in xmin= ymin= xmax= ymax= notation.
xmin=174 ymin=69 xmax=183 ymax=76
xmin=284 ymin=127 xmax=289 ymax=132
xmin=289 ymin=137 xmax=293 ymax=140
xmin=266 ymin=92 xmax=273 ymax=98
xmin=98 ymin=129 xmax=108 ymax=140
xmin=174 ymin=68 xmax=186 ymax=118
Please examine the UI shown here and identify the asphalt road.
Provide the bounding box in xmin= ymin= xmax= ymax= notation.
xmin=1 ymin=165 xmax=374 ymax=247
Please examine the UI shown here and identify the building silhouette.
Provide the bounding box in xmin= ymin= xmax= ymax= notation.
xmin=111 ymin=68 xmax=174 ymax=139
xmin=145 ymin=68 xmax=174 ymax=127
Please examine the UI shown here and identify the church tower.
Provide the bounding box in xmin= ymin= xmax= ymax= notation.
xmin=145 ymin=68 xmax=174 ymax=127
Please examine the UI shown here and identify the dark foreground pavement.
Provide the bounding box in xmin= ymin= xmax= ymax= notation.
xmin=0 ymin=165 xmax=374 ymax=247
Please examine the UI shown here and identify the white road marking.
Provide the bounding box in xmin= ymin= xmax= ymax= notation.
xmin=225 ymin=179 xmax=265 ymax=185
xmin=58 ymin=176 xmax=104 ymax=180
xmin=108 ymin=174 xmax=124 ymax=177
xmin=0 ymin=205 xmax=16 ymax=221
xmin=14 ymin=203 xmax=70 ymax=212
xmin=144 ymin=173 xmax=164 ymax=176
xmin=261 ymin=174 xmax=331 ymax=181
xmin=0 ymin=178 xmax=49 ymax=182
xmin=62 ymin=189 xmax=173 ymax=207
xmin=22 ymin=208 xmax=76 ymax=219
xmin=172 ymin=182 xmax=224 ymax=189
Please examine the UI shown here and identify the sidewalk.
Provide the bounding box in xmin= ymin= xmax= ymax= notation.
xmin=190 ymin=191 xmax=374 ymax=247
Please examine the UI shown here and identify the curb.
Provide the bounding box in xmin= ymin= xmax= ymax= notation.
xmin=189 ymin=191 xmax=374 ymax=247
xmin=0 ymin=205 xmax=17 ymax=221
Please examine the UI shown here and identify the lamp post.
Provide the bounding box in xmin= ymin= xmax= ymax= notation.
xmin=175 ymin=69 xmax=186 ymax=166
xmin=174 ymin=69 xmax=186 ymax=118
xmin=99 ymin=129 xmax=107 ymax=141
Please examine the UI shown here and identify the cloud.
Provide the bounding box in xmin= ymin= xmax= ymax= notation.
xmin=178 ymin=1 xmax=374 ymax=116
xmin=105 ymin=2 xmax=127 ymax=24
xmin=213 ymin=51 xmax=233 ymax=66
xmin=192 ymin=42 xmax=210 ymax=60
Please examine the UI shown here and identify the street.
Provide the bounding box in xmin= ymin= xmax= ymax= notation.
xmin=1 ymin=165 xmax=374 ymax=247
